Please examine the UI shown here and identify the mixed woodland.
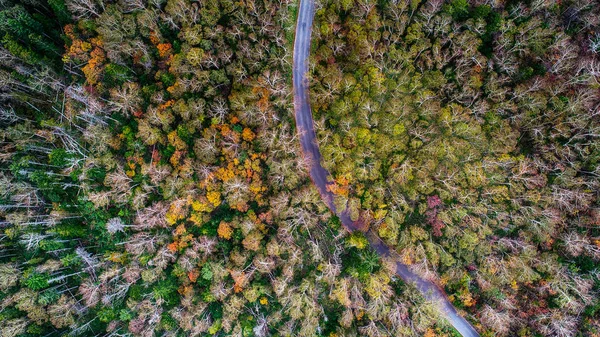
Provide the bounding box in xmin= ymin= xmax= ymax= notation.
xmin=0 ymin=0 xmax=599 ymax=336
xmin=310 ymin=0 xmax=600 ymax=335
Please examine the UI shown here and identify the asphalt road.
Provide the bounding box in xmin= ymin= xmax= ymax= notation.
xmin=292 ymin=0 xmax=481 ymax=336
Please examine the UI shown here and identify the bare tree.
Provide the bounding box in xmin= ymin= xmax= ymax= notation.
xmin=481 ymin=305 xmax=513 ymax=336
xmin=66 ymin=0 xmax=104 ymax=19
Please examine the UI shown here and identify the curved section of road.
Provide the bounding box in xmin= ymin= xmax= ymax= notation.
xmin=292 ymin=1 xmax=480 ymax=336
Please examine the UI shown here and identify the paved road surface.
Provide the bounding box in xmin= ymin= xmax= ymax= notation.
xmin=291 ymin=0 xmax=480 ymax=336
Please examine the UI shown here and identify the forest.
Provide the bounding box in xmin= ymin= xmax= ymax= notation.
xmin=0 ymin=0 xmax=599 ymax=336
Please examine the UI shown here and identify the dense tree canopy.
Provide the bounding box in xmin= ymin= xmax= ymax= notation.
xmin=0 ymin=0 xmax=599 ymax=336
xmin=310 ymin=0 xmax=600 ymax=335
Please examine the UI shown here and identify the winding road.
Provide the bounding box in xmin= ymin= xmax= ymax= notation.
xmin=292 ymin=0 xmax=480 ymax=336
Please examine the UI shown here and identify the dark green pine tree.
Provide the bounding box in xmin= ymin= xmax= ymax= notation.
xmin=0 ymin=0 xmax=70 ymax=67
